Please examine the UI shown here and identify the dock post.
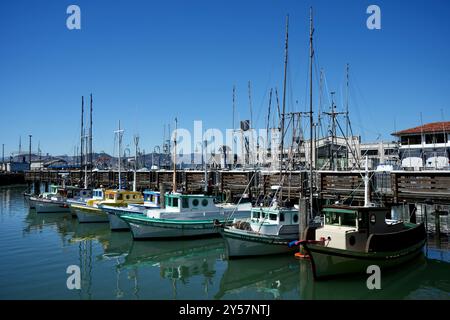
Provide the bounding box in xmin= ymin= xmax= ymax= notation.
xmin=160 ymin=183 xmax=166 ymax=209
xmin=299 ymin=197 xmax=307 ymax=240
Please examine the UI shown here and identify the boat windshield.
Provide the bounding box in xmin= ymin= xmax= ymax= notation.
xmin=325 ymin=210 xmax=356 ymax=227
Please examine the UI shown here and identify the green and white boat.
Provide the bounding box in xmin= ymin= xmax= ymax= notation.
xmin=221 ymin=204 xmax=301 ymax=258
xmin=298 ymin=205 xmax=426 ymax=279
xmin=121 ymin=193 xmax=252 ymax=239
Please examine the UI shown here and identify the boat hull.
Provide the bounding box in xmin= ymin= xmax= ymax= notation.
xmin=75 ymin=207 xmax=109 ymax=223
xmin=222 ymin=228 xmax=297 ymax=258
xmin=123 ymin=216 xmax=222 ymax=239
xmin=108 ymin=213 xmax=130 ymax=230
xmin=303 ymin=239 xmax=426 ymax=280
xmin=35 ymin=201 xmax=70 ymax=213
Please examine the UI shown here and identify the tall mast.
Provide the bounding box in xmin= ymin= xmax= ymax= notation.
xmin=345 ymin=64 xmax=349 ymax=170
xmin=309 ymin=7 xmax=314 ymax=219
xmin=172 ymin=118 xmax=178 ymax=193
xmin=80 ymin=96 xmax=84 ymax=171
xmin=232 ymin=85 xmax=236 ymax=132
xmin=266 ymin=88 xmax=273 ymax=165
xmin=133 ymin=134 xmax=139 ymax=192
xmin=248 ymin=81 xmax=253 ymax=166
xmin=90 ymin=94 xmax=93 ymax=177
xmin=279 ymin=14 xmax=289 ymax=201
xmin=115 ymin=121 xmax=124 ymax=190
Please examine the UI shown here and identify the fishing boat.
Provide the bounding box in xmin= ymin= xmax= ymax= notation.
xmin=67 ymin=188 xmax=98 ymax=217
xmin=220 ymin=203 xmax=301 ymax=258
xmin=34 ymin=185 xmax=89 ymax=214
xmin=72 ymin=189 xmax=143 ymax=223
xmin=297 ymin=205 xmax=426 ymax=279
xmin=120 ymin=193 xmax=252 ymax=239
xmin=101 ymin=190 xmax=161 ymax=231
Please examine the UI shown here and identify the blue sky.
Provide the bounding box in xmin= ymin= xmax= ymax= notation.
xmin=0 ymin=0 xmax=449 ymax=157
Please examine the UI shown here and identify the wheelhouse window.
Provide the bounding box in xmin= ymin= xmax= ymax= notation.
xmin=182 ymin=197 xmax=189 ymax=208
xmin=269 ymin=213 xmax=277 ymax=221
xmin=325 ymin=210 xmax=356 ymax=227
xmin=116 ymin=194 xmax=123 ymax=200
xmin=172 ymin=197 xmax=179 ymax=207
xmin=279 ymin=213 xmax=285 ymax=222
xmin=252 ymin=211 xmax=260 ymax=219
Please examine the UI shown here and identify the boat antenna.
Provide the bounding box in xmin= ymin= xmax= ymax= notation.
xmin=172 ymin=118 xmax=178 ymax=193
xmin=309 ymin=7 xmax=314 ymax=219
xmin=279 ymin=14 xmax=289 ymax=204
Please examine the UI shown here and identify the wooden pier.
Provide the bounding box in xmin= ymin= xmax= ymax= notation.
xmin=23 ymin=169 xmax=450 ymax=205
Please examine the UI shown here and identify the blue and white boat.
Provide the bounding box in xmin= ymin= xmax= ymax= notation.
xmin=120 ymin=193 xmax=252 ymax=239
xmin=101 ymin=190 xmax=161 ymax=231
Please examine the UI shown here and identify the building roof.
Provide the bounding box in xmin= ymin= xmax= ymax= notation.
xmin=392 ymin=121 xmax=450 ymax=136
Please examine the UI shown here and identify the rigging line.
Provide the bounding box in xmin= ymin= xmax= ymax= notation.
xmin=335 ymin=117 xmax=362 ymax=171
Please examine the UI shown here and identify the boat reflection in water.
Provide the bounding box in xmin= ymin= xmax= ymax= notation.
xmin=118 ymin=238 xmax=225 ymax=299
xmin=299 ymin=252 xmax=450 ymax=299
xmin=215 ymin=255 xmax=304 ymax=300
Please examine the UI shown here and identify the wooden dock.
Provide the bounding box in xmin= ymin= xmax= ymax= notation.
xmin=23 ymin=169 xmax=450 ymax=205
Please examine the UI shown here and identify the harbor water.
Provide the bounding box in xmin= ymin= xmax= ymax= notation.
xmin=1 ymin=186 xmax=449 ymax=300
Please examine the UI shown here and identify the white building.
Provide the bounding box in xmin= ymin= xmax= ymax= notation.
xmin=392 ymin=121 xmax=450 ymax=170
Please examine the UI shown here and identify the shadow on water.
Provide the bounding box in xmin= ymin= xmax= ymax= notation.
xmin=298 ymin=253 xmax=450 ymax=300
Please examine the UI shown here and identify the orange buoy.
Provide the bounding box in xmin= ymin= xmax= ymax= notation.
xmin=294 ymin=252 xmax=310 ymax=260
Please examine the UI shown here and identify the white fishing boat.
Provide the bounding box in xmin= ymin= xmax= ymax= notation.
xmin=34 ymin=186 xmax=89 ymax=214
xmin=120 ymin=193 xmax=252 ymax=239
xmin=221 ymin=203 xmax=300 ymax=258
xmin=101 ymin=190 xmax=161 ymax=231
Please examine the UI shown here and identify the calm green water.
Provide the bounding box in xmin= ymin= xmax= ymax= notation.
xmin=1 ymin=186 xmax=449 ymax=300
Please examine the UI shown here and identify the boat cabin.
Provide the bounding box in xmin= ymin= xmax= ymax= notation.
xmin=103 ymin=189 xmax=143 ymax=202
xmin=316 ymin=206 xmax=405 ymax=251
xmin=163 ymin=193 xmax=218 ymax=213
xmin=92 ymin=188 xmax=105 ymax=200
xmin=250 ymin=207 xmax=299 ymax=226
xmin=143 ymin=190 xmax=160 ymax=207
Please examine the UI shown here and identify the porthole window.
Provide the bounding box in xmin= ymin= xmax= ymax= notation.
xmin=293 ymin=214 xmax=298 ymax=223
xmin=202 ymin=199 xmax=208 ymax=207
xmin=192 ymin=199 xmax=199 ymax=206
xmin=370 ymin=214 xmax=376 ymax=224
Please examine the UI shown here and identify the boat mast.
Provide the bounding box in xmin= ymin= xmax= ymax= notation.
xmin=89 ymin=94 xmax=93 ymax=183
xmin=364 ymin=155 xmax=370 ymax=207
xmin=309 ymin=7 xmax=314 ymax=220
xmin=345 ymin=64 xmax=349 ymax=170
xmin=172 ymin=118 xmax=178 ymax=193
xmin=115 ymin=121 xmax=124 ymax=190
xmin=80 ymin=96 xmax=84 ymax=182
xmin=279 ymin=14 xmax=289 ymax=204
xmin=133 ymin=134 xmax=139 ymax=192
